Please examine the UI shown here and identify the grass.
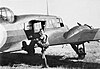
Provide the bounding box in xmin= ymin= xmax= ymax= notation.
xmin=0 ymin=42 xmax=100 ymax=69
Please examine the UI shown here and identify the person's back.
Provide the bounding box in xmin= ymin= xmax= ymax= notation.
xmin=37 ymin=29 xmax=49 ymax=48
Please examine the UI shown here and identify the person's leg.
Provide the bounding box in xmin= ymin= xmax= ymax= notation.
xmin=41 ymin=47 xmax=49 ymax=68
xmin=27 ymin=40 xmax=36 ymax=55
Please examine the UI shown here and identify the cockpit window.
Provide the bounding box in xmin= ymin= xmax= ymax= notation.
xmin=51 ymin=19 xmax=60 ymax=27
xmin=46 ymin=18 xmax=64 ymax=28
xmin=0 ymin=7 xmax=14 ymax=23
xmin=46 ymin=19 xmax=54 ymax=28
xmin=56 ymin=18 xmax=64 ymax=27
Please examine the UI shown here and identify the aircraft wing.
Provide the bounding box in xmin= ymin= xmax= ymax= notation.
xmin=78 ymin=29 xmax=100 ymax=42
xmin=63 ymin=25 xmax=100 ymax=59
xmin=64 ymin=26 xmax=100 ymax=44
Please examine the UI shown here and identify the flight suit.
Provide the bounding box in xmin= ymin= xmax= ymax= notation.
xmin=37 ymin=30 xmax=49 ymax=68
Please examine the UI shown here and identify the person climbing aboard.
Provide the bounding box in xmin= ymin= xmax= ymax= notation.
xmin=37 ymin=29 xmax=49 ymax=68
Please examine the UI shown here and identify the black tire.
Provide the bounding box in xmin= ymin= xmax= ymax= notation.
xmin=78 ymin=48 xmax=85 ymax=59
xmin=78 ymin=54 xmax=85 ymax=59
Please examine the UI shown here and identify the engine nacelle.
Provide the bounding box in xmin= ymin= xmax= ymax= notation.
xmin=63 ymin=25 xmax=91 ymax=39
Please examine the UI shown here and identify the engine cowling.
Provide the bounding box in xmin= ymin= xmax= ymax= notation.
xmin=63 ymin=25 xmax=90 ymax=39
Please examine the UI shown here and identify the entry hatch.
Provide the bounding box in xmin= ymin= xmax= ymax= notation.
xmin=24 ymin=20 xmax=45 ymax=40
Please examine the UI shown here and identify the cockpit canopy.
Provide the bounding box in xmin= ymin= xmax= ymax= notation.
xmin=0 ymin=7 xmax=14 ymax=23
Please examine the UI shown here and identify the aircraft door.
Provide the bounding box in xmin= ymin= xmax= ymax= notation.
xmin=24 ymin=20 xmax=45 ymax=40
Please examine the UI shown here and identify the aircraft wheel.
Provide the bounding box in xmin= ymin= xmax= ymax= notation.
xmin=78 ymin=48 xmax=86 ymax=59
xmin=78 ymin=54 xmax=85 ymax=59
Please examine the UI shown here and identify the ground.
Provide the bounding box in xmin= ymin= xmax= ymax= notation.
xmin=0 ymin=42 xmax=100 ymax=69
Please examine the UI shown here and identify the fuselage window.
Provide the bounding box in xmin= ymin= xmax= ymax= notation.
xmin=46 ymin=19 xmax=61 ymax=28
xmin=46 ymin=19 xmax=54 ymax=28
xmin=51 ymin=19 xmax=60 ymax=27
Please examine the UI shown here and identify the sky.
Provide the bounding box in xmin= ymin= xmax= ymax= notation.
xmin=0 ymin=0 xmax=100 ymax=28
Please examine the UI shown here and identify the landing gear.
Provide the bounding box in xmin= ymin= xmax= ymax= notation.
xmin=71 ymin=43 xmax=86 ymax=59
xmin=22 ymin=41 xmax=35 ymax=55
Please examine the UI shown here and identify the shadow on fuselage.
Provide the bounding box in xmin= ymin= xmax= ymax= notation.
xmin=0 ymin=53 xmax=100 ymax=69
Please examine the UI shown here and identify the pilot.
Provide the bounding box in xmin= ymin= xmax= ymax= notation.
xmin=38 ymin=29 xmax=49 ymax=48
xmin=23 ymin=28 xmax=49 ymax=67
xmin=37 ymin=29 xmax=49 ymax=68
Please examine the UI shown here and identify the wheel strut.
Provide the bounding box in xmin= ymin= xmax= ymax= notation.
xmin=71 ymin=43 xmax=86 ymax=59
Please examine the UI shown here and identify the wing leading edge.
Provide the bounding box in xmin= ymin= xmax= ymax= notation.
xmin=64 ymin=25 xmax=100 ymax=44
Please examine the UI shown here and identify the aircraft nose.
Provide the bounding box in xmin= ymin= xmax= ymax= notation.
xmin=0 ymin=24 xmax=7 ymax=48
